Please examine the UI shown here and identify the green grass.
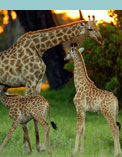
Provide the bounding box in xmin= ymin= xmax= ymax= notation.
xmin=0 ymin=80 xmax=122 ymax=157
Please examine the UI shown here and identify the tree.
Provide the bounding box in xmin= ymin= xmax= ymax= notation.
xmin=15 ymin=10 xmax=72 ymax=89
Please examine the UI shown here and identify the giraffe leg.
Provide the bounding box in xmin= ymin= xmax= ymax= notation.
xmin=102 ymin=112 xmax=121 ymax=157
xmin=34 ymin=80 xmax=42 ymax=96
xmin=33 ymin=115 xmax=50 ymax=154
xmin=22 ymin=124 xmax=32 ymax=153
xmin=25 ymin=82 xmax=36 ymax=96
xmin=0 ymin=119 xmax=19 ymax=152
xmin=25 ymin=82 xmax=41 ymax=152
xmin=33 ymin=119 xmax=41 ymax=152
xmin=80 ymin=114 xmax=85 ymax=154
xmin=73 ymin=110 xmax=85 ymax=156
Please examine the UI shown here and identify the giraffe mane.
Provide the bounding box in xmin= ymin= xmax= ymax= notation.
xmin=17 ymin=20 xmax=87 ymax=41
xmin=75 ymin=48 xmax=93 ymax=84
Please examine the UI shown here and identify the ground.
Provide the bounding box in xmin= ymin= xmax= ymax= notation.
xmin=0 ymin=80 xmax=122 ymax=157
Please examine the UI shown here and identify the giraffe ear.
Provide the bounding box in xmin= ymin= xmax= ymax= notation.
xmin=78 ymin=48 xmax=84 ymax=53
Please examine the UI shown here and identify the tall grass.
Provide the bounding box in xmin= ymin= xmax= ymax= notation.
xmin=0 ymin=80 xmax=122 ymax=157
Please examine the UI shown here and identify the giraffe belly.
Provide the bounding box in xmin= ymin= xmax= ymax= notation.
xmin=0 ymin=75 xmax=25 ymax=87
xmin=84 ymin=101 xmax=100 ymax=112
xmin=20 ymin=114 xmax=33 ymax=124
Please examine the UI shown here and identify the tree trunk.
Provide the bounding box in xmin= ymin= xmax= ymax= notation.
xmin=15 ymin=10 xmax=71 ymax=89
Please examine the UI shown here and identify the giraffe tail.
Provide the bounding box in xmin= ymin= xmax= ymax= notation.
xmin=116 ymin=98 xmax=121 ymax=130
xmin=116 ymin=122 xmax=121 ymax=131
xmin=48 ymin=103 xmax=57 ymax=130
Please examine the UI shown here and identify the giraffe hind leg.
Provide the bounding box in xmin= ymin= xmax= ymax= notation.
xmin=22 ymin=124 xmax=32 ymax=154
xmin=33 ymin=119 xmax=41 ymax=153
xmin=33 ymin=114 xmax=50 ymax=153
xmin=101 ymin=111 xmax=121 ymax=157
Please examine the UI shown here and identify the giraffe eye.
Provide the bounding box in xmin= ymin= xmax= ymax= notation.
xmin=88 ymin=28 xmax=93 ymax=31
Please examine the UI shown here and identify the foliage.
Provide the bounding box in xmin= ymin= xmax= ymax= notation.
xmin=108 ymin=10 xmax=122 ymax=28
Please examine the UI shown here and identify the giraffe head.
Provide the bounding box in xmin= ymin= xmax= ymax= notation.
xmin=0 ymin=85 xmax=7 ymax=96
xmin=64 ymin=43 xmax=84 ymax=61
xmin=84 ymin=15 xmax=104 ymax=45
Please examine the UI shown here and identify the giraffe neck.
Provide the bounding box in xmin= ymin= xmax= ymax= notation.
xmin=19 ymin=21 xmax=86 ymax=57
xmin=73 ymin=51 xmax=93 ymax=89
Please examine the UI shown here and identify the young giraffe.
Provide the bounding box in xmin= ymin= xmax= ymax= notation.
xmin=0 ymin=86 xmax=57 ymax=153
xmin=0 ymin=15 xmax=103 ymax=151
xmin=64 ymin=45 xmax=121 ymax=157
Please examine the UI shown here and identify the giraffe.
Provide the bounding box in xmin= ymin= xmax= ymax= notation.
xmin=0 ymin=86 xmax=57 ymax=153
xmin=64 ymin=45 xmax=121 ymax=157
xmin=0 ymin=15 xmax=103 ymax=151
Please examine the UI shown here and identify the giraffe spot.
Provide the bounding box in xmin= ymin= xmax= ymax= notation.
xmin=30 ymin=75 xmax=34 ymax=81
xmin=29 ymin=63 xmax=33 ymax=67
xmin=10 ymin=67 xmax=16 ymax=75
xmin=17 ymin=44 xmax=20 ymax=48
xmin=67 ymin=30 xmax=72 ymax=34
xmin=57 ymin=32 xmax=63 ymax=37
xmin=62 ymin=27 xmax=67 ymax=33
xmin=5 ymin=65 xmax=9 ymax=71
xmin=32 ymin=34 xmax=38 ymax=38
xmin=1 ymin=56 xmax=5 ymax=60
xmin=55 ymin=29 xmax=61 ymax=34
xmin=58 ymin=37 xmax=63 ymax=41
xmin=26 ymin=48 xmax=33 ymax=56
xmin=41 ymin=36 xmax=48 ymax=42
xmin=16 ymin=60 xmax=21 ymax=67
xmin=30 ymin=57 xmax=34 ymax=62
xmin=64 ymin=35 xmax=69 ymax=41
xmin=46 ymin=41 xmax=52 ymax=47
xmin=35 ymin=70 xmax=40 ymax=77
xmin=25 ymin=65 xmax=29 ymax=70
xmin=33 ymin=64 xmax=39 ymax=70
xmin=24 ymin=40 xmax=31 ymax=48
xmin=36 ymin=44 xmax=40 ymax=49
xmin=41 ymin=44 xmax=45 ymax=48
xmin=0 ymin=68 xmax=3 ymax=75
xmin=33 ymin=38 xmax=39 ymax=43
xmin=23 ymin=56 xmax=29 ymax=63
xmin=3 ymin=59 xmax=9 ymax=64
xmin=10 ymin=60 xmax=15 ymax=65
xmin=16 ymin=66 xmax=21 ymax=73
xmin=52 ymin=39 xmax=58 ymax=44
xmin=30 ymin=43 xmax=35 ymax=51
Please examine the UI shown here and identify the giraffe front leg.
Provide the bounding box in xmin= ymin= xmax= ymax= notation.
xmin=72 ymin=110 xmax=85 ymax=157
xmin=80 ymin=118 xmax=85 ymax=154
xmin=22 ymin=124 xmax=32 ymax=154
xmin=102 ymin=111 xmax=121 ymax=157
xmin=0 ymin=119 xmax=19 ymax=152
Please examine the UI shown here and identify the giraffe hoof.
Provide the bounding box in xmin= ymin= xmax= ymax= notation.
xmin=40 ymin=149 xmax=46 ymax=153
xmin=24 ymin=151 xmax=32 ymax=154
